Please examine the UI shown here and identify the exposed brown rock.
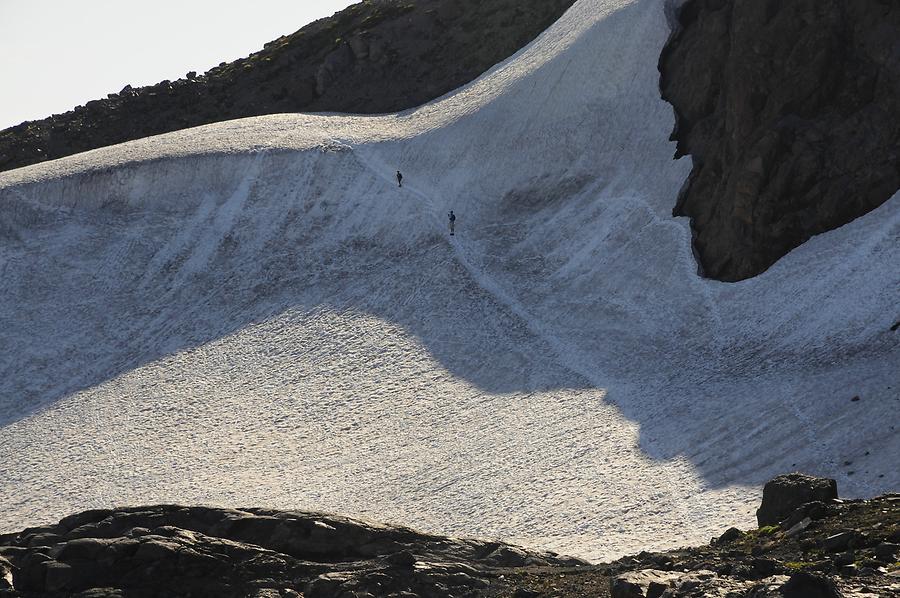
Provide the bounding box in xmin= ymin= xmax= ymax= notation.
xmin=756 ymin=473 xmax=838 ymax=527
xmin=660 ymin=0 xmax=900 ymax=281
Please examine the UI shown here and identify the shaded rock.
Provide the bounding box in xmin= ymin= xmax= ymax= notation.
xmin=612 ymin=569 xmax=729 ymax=598
xmin=25 ymin=532 xmax=62 ymax=548
xmin=752 ymin=557 xmax=778 ymax=577
xmin=839 ymin=563 xmax=858 ymax=576
xmin=744 ymin=575 xmax=792 ymax=597
xmin=315 ymin=44 xmax=354 ymax=96
xmin=716 ymin=527 xmax=743 ymax=544
xmin=660 ymin=0 xmax=900 ymax=281
xmin=0 ymin=505 xmax=574 ymax=597
xmin=780 ymin=572 xmax=842 ymax=598
xmin=611 ymin=569 xmax=682 ymax=598
xmin=784 ymin=517 xmax=812 ymax=538
xmin=823 ymin=531 xmax=863 ymax=553
xmin=71 ymin=589 xmax=124 ymax=598
xmin=2 ymin=493 xmax=898 ymax=597
xmin=756 ymin=474 xmax=838 ymax=527
xmin=305 ymin=572 xmax=356 ymax=598
xmin=833 ymin=551 xmax=855 ymax=567
xmin=43 ymin=561 xmax=73 ymax=592
xmin=781 ymin=500 xmax=830 ymax=530
xmin=385 ymin=550 xmax=417 ymax=568
xmin=874 ymin=542 xmax=899 ymax=561
xmin=485 ymin=545 xmax=532 ymax=567
xmin=54 ymin=537 xmax=114 ymax=561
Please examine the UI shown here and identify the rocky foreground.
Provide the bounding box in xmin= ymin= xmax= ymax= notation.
xmin=0 ymin=475 xmax=897 ymax=597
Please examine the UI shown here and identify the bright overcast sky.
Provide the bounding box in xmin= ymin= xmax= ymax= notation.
xmin=0 ymin=1 xmax=356 ymax=130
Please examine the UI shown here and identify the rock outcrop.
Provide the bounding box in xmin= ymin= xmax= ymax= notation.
xmin=0 ymin=506 xmax=581 ymax=597
xmin=756 ymin=473 xmax=838 ymax=527
xmin=0 ymin=480 xmax=897 ymax=597
xmin=660 ymin=0 xmax=900 ymax=281
xmin=604 ymin=491 xmax=900 ymax=598
xmin=0 ymin=0 xmax=575 ymax=173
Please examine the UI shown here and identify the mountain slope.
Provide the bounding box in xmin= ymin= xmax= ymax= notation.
xmin=0 ymin=0 xmax=575 ymax=173
xmin=0 ymin=0 xmax=897 ymax=563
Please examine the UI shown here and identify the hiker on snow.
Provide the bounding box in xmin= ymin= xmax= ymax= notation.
xmin=396 ymin=171 xmax=403 ymax=187
xmin=448 ymin=210 xmax=456 ymax=236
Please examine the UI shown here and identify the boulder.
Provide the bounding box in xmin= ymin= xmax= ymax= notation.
xmin=611 ymin=569 xmax=682 ymax=598
xmin=784 ymin=517 xmax=812 ymax=538
xmin=43 ymin=561 xmax=74 ymax=592
xmin=484 ymin=545 xmax=531 ymax=567
xmin=822 ymin=531 xmax=862 ymax=553
xmin=832 ymin=551 xmax=855 ymax=567
xmin=780 ymin=500 xmax=829 ymax=530
xmin=54 ymin=537 xmax=114 ymax=561
xmin=874 ymin=542 xmax=899 ymax=561
xmin=780 ymin=571 xmax=842 ymax=598
xmin=756 ymin=474 xmax=837 ymax=527
xmin=716 ymin=527 xmax=743 ymax=544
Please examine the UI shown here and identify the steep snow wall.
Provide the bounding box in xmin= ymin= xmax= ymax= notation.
xmin=1 ymin=0 xmax=897 ymax=561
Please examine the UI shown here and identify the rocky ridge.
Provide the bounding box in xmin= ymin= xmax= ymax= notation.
xmin=0 ymin=0 xmax=575 ymax=174
xmin=659 ymin=0 xmax=900 ymax=281
xmin=0 ymin=505 xmax=582 ymax=597
xmin=600 ymin=476 xmax=900 ymax=598
xmin=5 ymin=0 xmax=898 ymax=284
xmin=0 ymin=475 xmax=897 ymax=597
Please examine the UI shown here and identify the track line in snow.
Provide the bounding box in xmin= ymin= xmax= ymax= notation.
xmin=352 ymin=146 xmax=700 ymax=532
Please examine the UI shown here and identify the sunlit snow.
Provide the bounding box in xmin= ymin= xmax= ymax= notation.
xmin=1 ymin=0 xmax=897 ymax=561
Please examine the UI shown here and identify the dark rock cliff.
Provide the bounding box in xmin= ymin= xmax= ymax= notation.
xmin=660 ymin=0 xmax=900 ymax=281
xmin=0 ymin=0 xmax=575 ymax=173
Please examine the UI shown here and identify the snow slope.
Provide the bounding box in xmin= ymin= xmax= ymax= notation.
xmin=1 ymin=0 xmax=898 ymax=561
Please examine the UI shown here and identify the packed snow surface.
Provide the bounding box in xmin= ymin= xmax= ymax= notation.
xmin=1 ymin=0 xmax=898 ymax=561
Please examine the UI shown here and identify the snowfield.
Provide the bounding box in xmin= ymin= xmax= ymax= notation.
xmin=1 ymin=0 xmax=898 ymax=562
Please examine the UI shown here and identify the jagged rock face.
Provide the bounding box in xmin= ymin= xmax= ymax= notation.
xmin=0 ymin=0 xmax=575 ymax=173
xmin=660 ymin=0 xmax=900 ymax=281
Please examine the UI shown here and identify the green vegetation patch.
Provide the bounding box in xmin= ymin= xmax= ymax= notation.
xmin=758 ymin=525 xmax=780 ymax=536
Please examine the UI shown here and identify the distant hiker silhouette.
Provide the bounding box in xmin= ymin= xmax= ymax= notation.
xmin=448 ymin=210 xmax=456 ymax=236
xmin=396 ymin=171 xmax=403 ymax=187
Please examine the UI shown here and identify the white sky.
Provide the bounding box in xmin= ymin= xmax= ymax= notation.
xmin=0 ymin=1 xmax=357 ymax=130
